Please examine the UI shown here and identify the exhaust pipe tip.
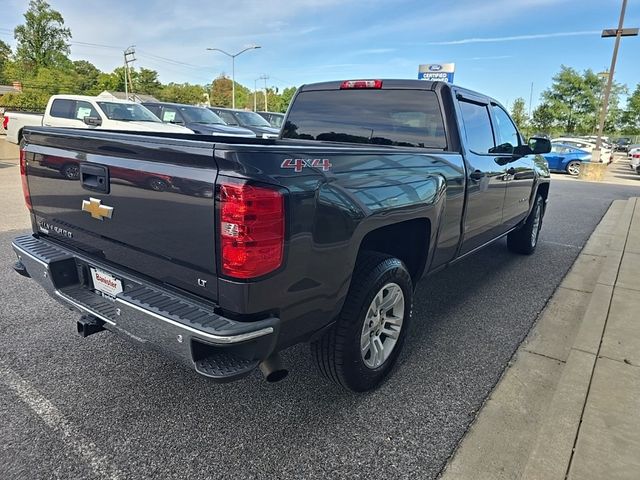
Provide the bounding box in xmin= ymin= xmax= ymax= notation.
xmin=13 ymin=260 xmax=30 ymax=278
xmin=77 ymin=314 xmax=105 ymax=337
xmin=259 ymin=353 xmax=288 ymax=383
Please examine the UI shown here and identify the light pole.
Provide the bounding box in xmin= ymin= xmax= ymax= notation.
xmin=591 ymin=0 xmax=638 ymax=163
xmin=260 ymin=74 xmax=269 ymax=110
xmin=594 ymin=71 xmax=609 ymax=134
xmin=206 ymin=45 xmax=261 ymax=109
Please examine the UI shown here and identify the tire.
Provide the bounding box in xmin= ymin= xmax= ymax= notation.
xmin=565 ymin=160 xmax=581 ymax=176
xmin=507 ymin=194 xmax=544 ymax=255
xmin=311 ymin=252 xmax=413 ymax=392
xmin=60 ymin=163 xmax=80 ymax=180
xmin=147 ymin=177 xmax=169 ymax=192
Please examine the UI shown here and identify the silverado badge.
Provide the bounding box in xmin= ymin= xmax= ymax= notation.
xmin=81 ymin=197 xmax=114 ymax=220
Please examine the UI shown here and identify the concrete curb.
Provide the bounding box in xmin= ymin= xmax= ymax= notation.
xmin=521 ymin=198 xmax=635 ymax=479
xmin=440 ymin=197 xmax=638 ymax=480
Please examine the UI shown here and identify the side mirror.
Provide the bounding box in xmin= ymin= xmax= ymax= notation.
xmin=84 ymin=116 xmax=102 ymax=127
xmin=528 ymin=137 xmax=551 ymax=154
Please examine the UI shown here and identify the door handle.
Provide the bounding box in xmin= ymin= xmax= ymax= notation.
xmin=80 ymin=163 xmax=110 ymax=193
xmin=470 ymin=170 xmax=485 ymax=180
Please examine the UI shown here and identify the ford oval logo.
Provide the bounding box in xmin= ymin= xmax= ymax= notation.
xmin=428 ymin=64 xmax=443 ymax=71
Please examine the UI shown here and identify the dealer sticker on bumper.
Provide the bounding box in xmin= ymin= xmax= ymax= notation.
xmin=90 ymin=267 xmax=123 ymax=298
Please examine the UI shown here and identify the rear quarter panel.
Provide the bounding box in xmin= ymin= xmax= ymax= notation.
xmin=213 ymin=143 xmax=465 ymax=347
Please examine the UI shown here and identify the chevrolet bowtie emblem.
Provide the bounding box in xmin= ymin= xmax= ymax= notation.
xmin=81 ymin=197 xmax=114 ymax=220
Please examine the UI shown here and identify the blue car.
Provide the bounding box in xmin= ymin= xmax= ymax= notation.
xmin=542 ymin=143 xmax=591 ymax=176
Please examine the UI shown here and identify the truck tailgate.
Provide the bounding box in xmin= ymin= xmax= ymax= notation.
xmin=22 ymin=128 xmax=219 ymax=302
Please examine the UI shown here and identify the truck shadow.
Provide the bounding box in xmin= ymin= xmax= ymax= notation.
xmin=0 ymin=230 xmax=576 ymax=478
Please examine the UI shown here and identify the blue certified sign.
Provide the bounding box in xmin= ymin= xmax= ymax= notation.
xmin=418 ymin=63 xmax=455 ymax=83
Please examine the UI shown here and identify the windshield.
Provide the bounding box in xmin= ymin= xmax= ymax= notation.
xmin=282 ymin=90 xmax=447 ymax=149
xmin=97 ymin=102 xmax=161 ymax=122
xmin=180 ymin=106 xmax=225 ymax=125
xmin=234 ymin=111 xmax=272 ymax=127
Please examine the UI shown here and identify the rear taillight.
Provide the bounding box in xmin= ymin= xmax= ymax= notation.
xmin=20 ymin=149 xmax=32 ymax=211
xmin=219 ymin=182 xmax=284 ymax=279
xmin=2 ymin=115 xmax=8 ymax=130
xmin=340 ymin=79 xmax=383 ymax=89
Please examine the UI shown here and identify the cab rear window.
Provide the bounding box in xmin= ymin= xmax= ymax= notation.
xmin=282 ymin=89 xmax=447 ymax=149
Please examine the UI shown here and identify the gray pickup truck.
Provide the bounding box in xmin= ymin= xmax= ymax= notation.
xmin=12 ymin=79 xmax=551 ymax=391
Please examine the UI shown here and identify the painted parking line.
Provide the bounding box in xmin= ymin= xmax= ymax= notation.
xmin=0 ymin=362 xmax=124 ymax=480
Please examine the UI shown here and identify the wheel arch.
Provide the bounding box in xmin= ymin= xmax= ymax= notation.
xmin=357 ymin=218 xmax=431 ymax=285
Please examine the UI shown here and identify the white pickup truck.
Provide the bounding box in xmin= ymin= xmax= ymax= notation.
xmin=2 ymin=94 xmax=193 ymax=144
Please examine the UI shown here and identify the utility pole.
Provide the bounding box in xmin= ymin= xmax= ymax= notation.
xmin=528 ymin=82 xmax=533 ymax=119
xmin=591 ymin=0 xmax=638 ymax=163
xmin=123 ymin=46 xmax=136 ymax=101
xmin=260 ymin=74 xmax=269 ymax=110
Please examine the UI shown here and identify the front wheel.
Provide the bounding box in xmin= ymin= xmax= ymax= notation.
xmin=507 ymin=194 xmax=544 ymax=255
xmin=311 ymin=252 xmax=413 ymax=392
xmin=566 ymin=161 xmax=581 ymax=176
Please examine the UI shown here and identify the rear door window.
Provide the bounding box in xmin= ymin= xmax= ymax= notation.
xmin=458 ymin=100 xmax=495 ymax=154
xmin=49 ymin=99 xmax=76 ymax=119
xmin=282 ymin=89 xmax=447 ymax=149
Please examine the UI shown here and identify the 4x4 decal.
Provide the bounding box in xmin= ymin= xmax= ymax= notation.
xmin=281 ymin=158 xmax=332 ymax=172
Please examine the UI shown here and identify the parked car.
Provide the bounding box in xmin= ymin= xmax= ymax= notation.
xmin=208 ymin=107 xmax=280 ymax=138
xmin=551 ymin=137 xmax=612 ymax=164
xmin=256 ymin=111 xmax=285 ymax=129
xmin=613 ymin=137 xmax=633 ymax=152
xmin=543 ymin=143 xmax=591 ymax=175
xmin=628 ymin=146 xmax=640 ymax=174
xmin=13 ymin=79 xmax=551 ymax=392
xmin=142 ymin=102 xmax=256 ymax=137
xmin=627 ymin=144 xmax=640 ymax=159
xmin=3 ymin=95 xmax=193 ymax=144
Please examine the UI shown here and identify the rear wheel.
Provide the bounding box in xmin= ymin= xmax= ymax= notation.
xmin=311 ymin=252 xmax=413 ymax=392
xmin=507 ymin=194 xmax=544 ymax=255
xmin=566 ymin=161 xmax=581 ymax=176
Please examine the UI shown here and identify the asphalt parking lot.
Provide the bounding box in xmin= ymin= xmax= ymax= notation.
xmin=1 ymin=147 xmax=640 ymax=479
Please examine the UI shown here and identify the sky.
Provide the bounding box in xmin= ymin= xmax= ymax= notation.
xmin=1 ymin=0 xmax=639 ymax=109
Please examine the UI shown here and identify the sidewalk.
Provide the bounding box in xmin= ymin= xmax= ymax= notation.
xmin=441 ymin=197 xmax=640 ymax=480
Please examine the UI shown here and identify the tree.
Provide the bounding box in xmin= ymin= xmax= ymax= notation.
xmin=279 ymin=87 xmax=297 ymax=113
xmin=0 ymin=40 xmax=11 ymax=83
xmin=0 ymin=90 xmax=50 ymax=111
xmin=136 ymin=68 xmax=161 ymax=96
xmin=72 ymin=60 xmax=101 ymax=94
xmin=621 ymin=84 xmax=640 ymax=135
xmin=531 ymin=104 xmax=555 ymax=135
xmin=158 ymin=83 xmax=206 ymax=104
xmin=210 ymin=75 xmax=251 ymax=108
xmin=14 ymin=0 xmax=71 ymax=69
xmin=510 ymin=97 xmax=528 ymax=132
xmin=536 ymin=65 xmax=626 ymax=135
xmin=95 ymin=67 xmax=128 ymax=92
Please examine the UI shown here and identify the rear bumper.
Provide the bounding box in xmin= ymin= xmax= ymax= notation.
xmin=12 ymin=234 xmax=280 ymax=382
